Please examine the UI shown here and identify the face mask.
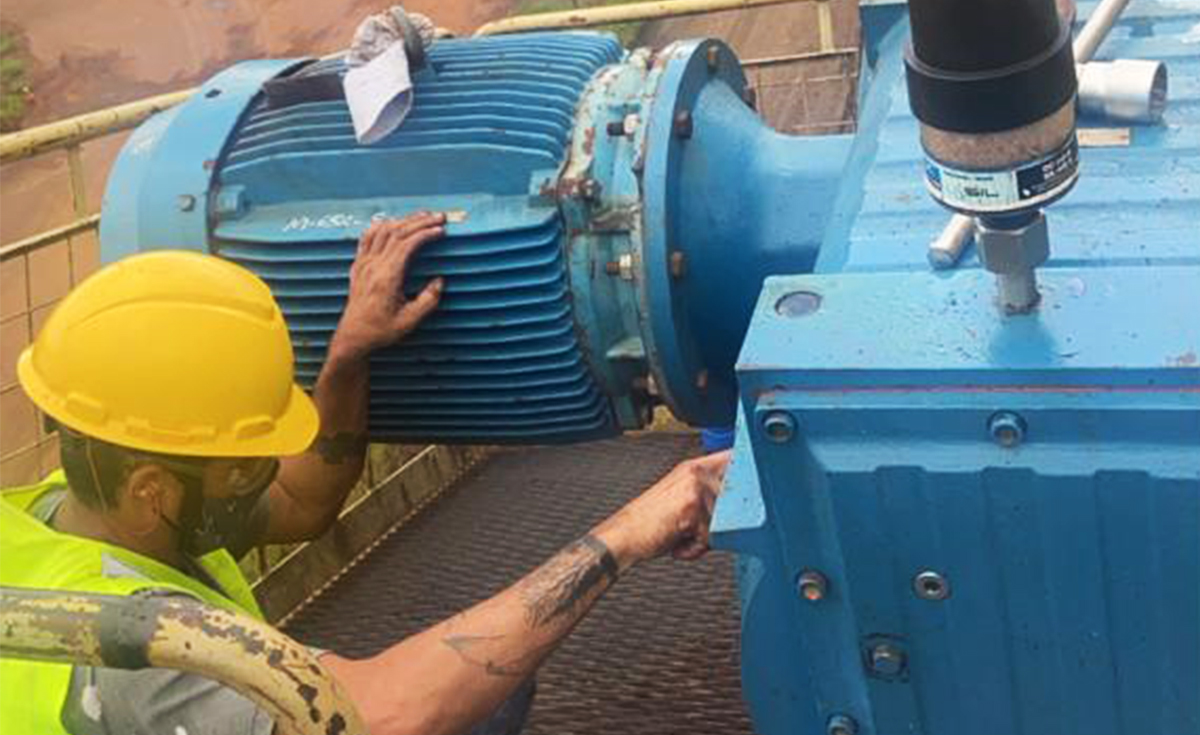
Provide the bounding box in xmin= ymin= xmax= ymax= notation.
xmin=159 ymin=458 xmax=279 ymax=556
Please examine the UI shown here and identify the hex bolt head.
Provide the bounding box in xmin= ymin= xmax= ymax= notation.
xmin=827 ymin=714 xmax=859 ymax=735
xmin=760 ymin=410 xmax=796 ymax=443
xmin=989 ymin=411 xmax=1027 ymax=448
xmin=617 ymin=253 xmax=635 ymax=281
xmin=869 ymin=643 xmax=906 ymax=677
xmin=913 ymin=570 xmax=951 ymax=601
xmin=669 ymin=251 xmax=686 ymax=279
xmin=177 ymin=194 xmax=196 ymax=212
xmin=673 ymin=109 xmax=693 ymax=139
xmin=797 ymin=570 xmax=829 ymax=602
xmin=579 ymin=178 xmax=602 ymax=202
xmin=706 ymin=45 xmax=720 ymax=72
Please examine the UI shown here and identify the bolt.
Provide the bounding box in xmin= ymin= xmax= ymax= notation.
xmin=743 ymin=87 xmax=758 ymax=111
xmin=868 ymin=643 xmax=906 ymax=677
xmin=606 ymin=120 xmax=627 ymax=137
xmin=761 ymin=410 xmax=796 ymax=443
xmin=706 ymin=45 xmax=720 ymax=72
xmin=579 ymin=178 xmax=602 ymax=202
xmin=913 ymin=570 xmax=951 ymax=601
xmin=669 ymin=251 xmax=686 ymax=279
xmin=177 ymin=194 xmax=196 ymax=212
xmin=617 ymin=253 xmax=634 ymax=281
xmin=673 ymin=109 xmax=693 ymax=139
xmin=988 ymin=411 xmax=1027 ymax=448
xmin=827 ymin=714 xmax=858 ymax=735
xmin=695 ymin=369 xmax=709 ymax=391
xmin=797 ymin=570 xmax=828 ymax=602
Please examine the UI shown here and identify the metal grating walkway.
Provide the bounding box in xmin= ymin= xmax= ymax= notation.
xmin=283 ymin=433 xmax=753 ymax=735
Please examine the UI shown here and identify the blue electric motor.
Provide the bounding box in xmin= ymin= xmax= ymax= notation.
xmin=101 ymin=31 xmax=848 ymax=443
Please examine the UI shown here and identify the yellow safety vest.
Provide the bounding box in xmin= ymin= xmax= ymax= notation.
xmin=0 ymin=471 xmax=264 ymax=735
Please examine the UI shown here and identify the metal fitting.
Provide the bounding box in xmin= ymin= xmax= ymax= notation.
xmin=868 ymin=643 xmax=907 ymax=678
xmin=797 ymin=570 xmax=828 ymax=602
xmin=617 ymin=253 xmax=634 ymax=281
xmin=827 ymin=714 xmax=859 ymax=735
xmin=975 ymin=212 xmax=1050 ymax=313
xmin=673 ymin=110 xmax=694 ymax=139
xmin=760 ymin=410 xmax=796 ymax=443
xmin=706 ymin=45 xmax=721 ymax=72
xmin=988 ymin=411 xmax=1027 ymax=448
xmin=669 ymin=251 xmax=686 ymax=279
xmin=913 ymin=570 xmax=951 ymax=601
xmin=579 ymin=178 xmax=602 ymax=202
xmin=1077 ymin=59 xmax=1168 ymax=124
xmin=177 ymin=194 xmax=196 ymax=212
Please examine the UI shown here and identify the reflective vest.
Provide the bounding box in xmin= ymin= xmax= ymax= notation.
xmin=0 ymin=471 xmax=264 ymax=735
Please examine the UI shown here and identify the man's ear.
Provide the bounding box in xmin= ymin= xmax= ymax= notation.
xmin=122 ymin=464 xmax=173 ymax=521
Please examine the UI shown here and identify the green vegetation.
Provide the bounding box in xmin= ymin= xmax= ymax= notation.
xmin=513 ymin=0 xmax=647 ymax=48
xmin=1 ymin=30 xmax=31 ymax=132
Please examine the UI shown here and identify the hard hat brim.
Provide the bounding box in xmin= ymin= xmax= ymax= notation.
xmin=18 ymin=346 xmax=322 ymax=459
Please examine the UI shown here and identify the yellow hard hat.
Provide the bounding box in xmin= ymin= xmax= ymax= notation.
xmin=18 ymin=251 xmax=320 ymax=458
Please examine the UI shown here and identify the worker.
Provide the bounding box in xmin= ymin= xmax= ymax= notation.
xmin=0 ymin=211 xmax=731 ymax=735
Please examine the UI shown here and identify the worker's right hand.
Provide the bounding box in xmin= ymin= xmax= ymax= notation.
xmin=330 ymin=213 xmax=446 ymax=362
xmin=592 ymin=451 xmax=731 ymax=570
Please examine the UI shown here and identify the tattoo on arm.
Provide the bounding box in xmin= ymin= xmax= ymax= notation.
xmin=311 ymin=432 xmax=368 ymax=465
xmin=438 ymin=536 xmax=618 ymax=678
xmin=519 ymin=535 xmax=619 ymax=628
xmin=442 ymin=634 xmax=545 ymax=678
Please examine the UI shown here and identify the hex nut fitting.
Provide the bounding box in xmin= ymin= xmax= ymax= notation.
xmin=975 ymin=213 xmax=1050 ymax=276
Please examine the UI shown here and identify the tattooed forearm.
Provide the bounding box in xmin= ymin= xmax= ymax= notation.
xmin=519 ymin=535 xmax=619 ymax=628
xmin=311 ymin=431 xmax=368 ymax=465
xmin=442 ymin=634 xmax=551 ymax=677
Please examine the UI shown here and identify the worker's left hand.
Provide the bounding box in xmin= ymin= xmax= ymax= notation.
xmin=593 ymin=450 xmax=731 ymax=570
xmin=331 ymin=213 xmax=446 ymax=361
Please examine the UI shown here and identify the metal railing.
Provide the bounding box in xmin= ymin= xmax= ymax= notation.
xmin=0 ymin=587 xmax=367 ymax=735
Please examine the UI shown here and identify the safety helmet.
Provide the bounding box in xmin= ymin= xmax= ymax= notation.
xmin=17 ymin=251 xmax=319 ymax=457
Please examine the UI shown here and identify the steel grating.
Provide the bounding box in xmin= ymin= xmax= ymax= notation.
xmin=283 ymin=433 xmax=753 ymax=735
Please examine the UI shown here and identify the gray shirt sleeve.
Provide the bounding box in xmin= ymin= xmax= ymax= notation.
xmin=62 ymin=663 xmax=275 ymax=735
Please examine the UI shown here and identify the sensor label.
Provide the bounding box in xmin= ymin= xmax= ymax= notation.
xmin=925 ymin=136 xmax=1079 ymax=213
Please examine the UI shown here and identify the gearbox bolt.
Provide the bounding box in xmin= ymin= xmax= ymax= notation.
xmin=827 ymin=714 xmax=858 ymax=735
xmin=988 ymin=411 xmax=1027 ymax=448
xmin=868 ymin=643 xmax=906 ymax=677
xmin=797 ymin=570 xmax=828 ymax=602
xmin=761 ymin=410 xmax=796 ymax=443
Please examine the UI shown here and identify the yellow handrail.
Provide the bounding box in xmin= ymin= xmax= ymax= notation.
xmin=476 ymin=0 xmax=808 ymax=36
xmin=0 ymin=89 xmax=194 ymax=165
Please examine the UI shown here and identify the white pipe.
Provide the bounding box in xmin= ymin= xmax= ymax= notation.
xmin=1073 ymin=0 xmax=1133 ymax=63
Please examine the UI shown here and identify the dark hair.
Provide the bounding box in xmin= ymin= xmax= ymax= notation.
xmin=57 ymin=424 xmax=204 ymax=512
